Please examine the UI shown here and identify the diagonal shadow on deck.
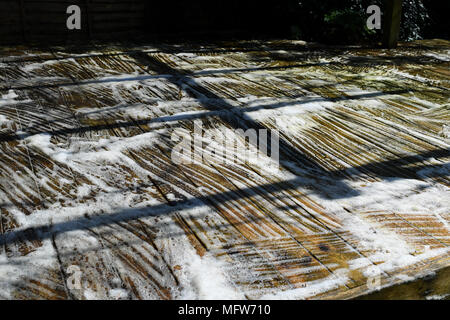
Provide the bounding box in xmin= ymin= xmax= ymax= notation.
xmin=1 ymin=45 xmax=449 ymax=249
xmin=0 ymin=146 xmax=449 ymax=248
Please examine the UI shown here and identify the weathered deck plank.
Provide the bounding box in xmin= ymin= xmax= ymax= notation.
xmin=0 ymin=40 xmax=449 ymax=299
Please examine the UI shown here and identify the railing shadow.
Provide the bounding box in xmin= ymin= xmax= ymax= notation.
xmin=0 ymin=43 xmax=449 ymax=249
xmin=0 ymin=146 xmax=448 ymax=248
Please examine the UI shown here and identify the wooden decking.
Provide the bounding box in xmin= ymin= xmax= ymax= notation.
xmin=0 ymin=39 xmax=449 ymax=300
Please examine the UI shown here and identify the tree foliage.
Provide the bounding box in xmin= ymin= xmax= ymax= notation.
xmin=280 ymin=0 xmax=432 ymax=43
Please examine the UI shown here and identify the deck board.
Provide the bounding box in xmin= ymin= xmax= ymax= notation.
xmin=0 ymin=40 xmax=449 ymax=299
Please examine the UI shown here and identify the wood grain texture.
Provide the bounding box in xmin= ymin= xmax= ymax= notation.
xmin=0 ymin=39 xmax=448 ymax=300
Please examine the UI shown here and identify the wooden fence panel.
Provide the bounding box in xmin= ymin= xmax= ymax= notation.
xmin=0 ymin=0 xmax=147 ymax=44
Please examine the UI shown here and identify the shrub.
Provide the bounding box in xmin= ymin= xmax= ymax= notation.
xmin=284 ymin=0 xmax=431 ymax=43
